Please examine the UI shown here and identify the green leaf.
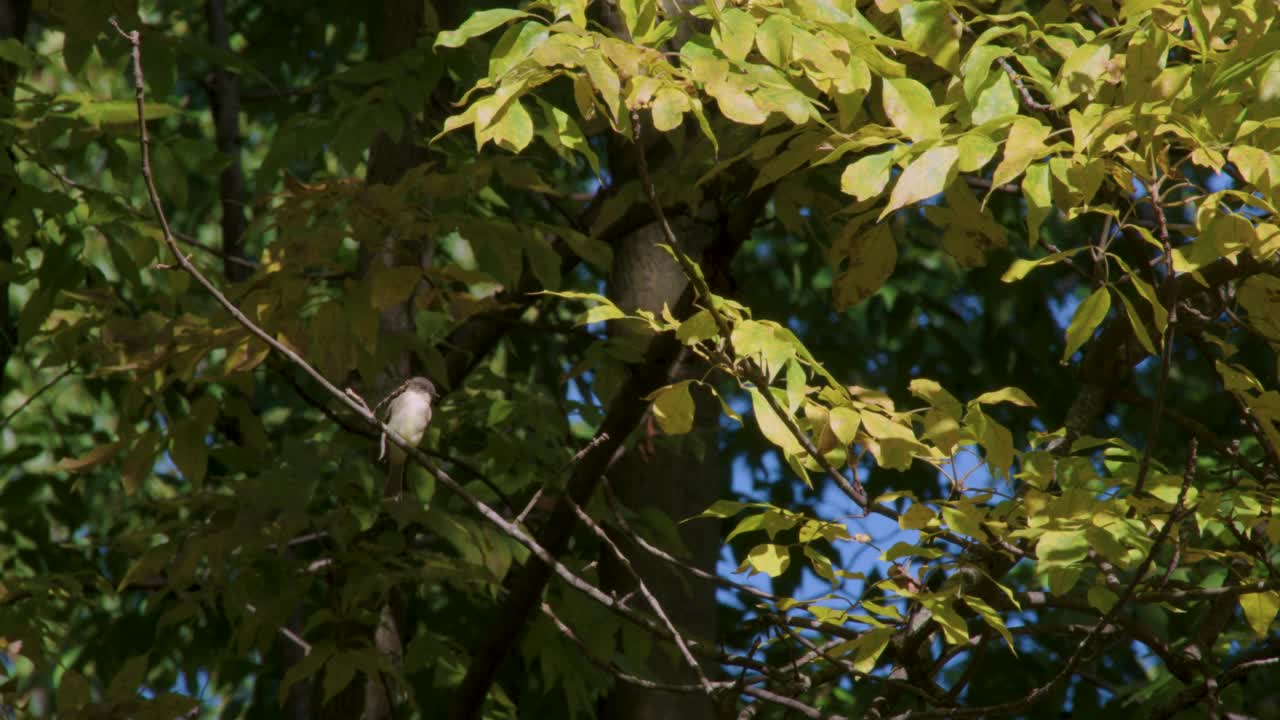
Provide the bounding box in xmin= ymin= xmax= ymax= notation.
xmin=489 ymin=21 xmax=550 ymax=79
xmin=1051 ymin=42 xmax=1111 ymax=106
xmin=881 ymin=146 xmax=959 ymax=219
xmin=171 ymin=419 xmax=209 ymax=488
xmin=677 ymin=309 xmax=719 ymax=344
xmin=536 ymin=99 xmax=601 ymax=176
xmin=697 ymin=500 xmax=748 ymax=519
xmin=650 ymin=381 xmax=695 ymax=435
xmin=1036 ymin=530 xmax=1089 ymax=568
xmin=710 ymin=79 xmax=768 ymax=125
xmin=1118 ymin=291 xmax=1158 ymax=356
xmin=0 ymin=38 xmax=39 ymax=69
xmin=841 ymin=149 xmax=897 ymax=202
xmin=1240 ymin=592 xmax=1280 ymax=637
xmin=828 ymin=406 xmax=861 ymax=446
xmin=899 ymin=1 xmax=959 ymax=73
xmin=1062 ymin=286 xmax=1111 ymax=362
xmin=1002 ymin=247 xmax=1087 ymax=282
xmin=831 ymin=223 xmax=897 ymax=310
xmin=1087 ymin=585 xmax=1119 ymax=613
xmin=1047 ymin=566 xmax=1082 ymax=595
xmin=785 ymin=360 xmax=806 ymax=413
xmin=713 ymin=8 xmax=756 ymax=63
xmin=555 ymin=226 xmax=613 ymax=272
xmin=57 ymin=670 xmax=91 ymax=711
xmin=957 ymin=132 xmax=997 ymax=173
xmin=732 ymin=320 xmax=795 ymax=377
xmin=323 ymin=652 xmax=358 ymax=703
xmin=972 ymin=387 xmax=1036 ymax=407
xmin=485 ymin=100 xmax=535 ymax=153
xmin=108 ymin=654 xmax=150 ymax=700
xmin=749 ymin=388 xmax=803 ymax=456
xmin=992 ymin=117 xmax=1051 ymax=190
xmin=756 ymin=14 xmax=793 ymax=67
xmin=582 ymin=304 xmax=628 ymax=325
xmin=882 ymin=542 xmax=946 ymax=561
xmin=436 ymin=9 xmax=532 ymax=48
xmin=370 ymin=266 xmax=422 ymax=309
xmin=899 ymin=503 xmax=935 ymax=530
xmin=963 ymin=595 xmax=1015 ymax=652
xmin=744 ymin=543 xmax=791 ymax=577
xmin=942 ymin=504 xmax=985 ymax=538
xmin=882 ymin=77 xmax=941 ymax=141
xmin=651 ymin=88 xmax=690 ymax=132
xmin=1023 ymin=161 xmax=1052 ymax=245
xmin=923 ymin=597 xmax=970 ymax=644
xmin=828 ymin=627 xmax=893 ymax=673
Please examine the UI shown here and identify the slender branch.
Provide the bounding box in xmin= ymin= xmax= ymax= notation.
xmin=0 ymin=364 xmax=74 ymax=430
xmin=245 ymin=601 xmax=312 ymax=655
xmin=1131 ymin=176 xmax=1178 ymax=500
xmin=741 ymin=685 xmax=844 ymax=720
xmin=566 ymin=497 xmax=716 ymax=695
xmin=539 ymin=601 xmax=719 ymax=693
xmin=602 ymin=482 xmax=779 ymax=603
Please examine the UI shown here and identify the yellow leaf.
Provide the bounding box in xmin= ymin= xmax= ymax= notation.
xmin=712 ymin=8 xmax=756 ymax=63
xmin=649 ymin=381 xmax=695 ymax=435
xmin=840 ymin=149 xmax=897 ymax=202
xmin=709 ymin=78 xmax=768 ymax=125
xmin=750 ymin=388 xmax=803 ymax=456
xmin=1240 ymin=591 xmax=1280 ymax=637
xmin=651 ymin=88 xmax=690 ymax=132
xmin=972 ymin=387 xmax=1036 ymax=407
xmin=882 ymin=77 xmax=941 ymax=141
xmin=1062 ymin=286 xmax=1111 ymax=362
xmin=880 ymin=146 xmax=959 ymax=220
xmin=743 ymin=543 xmax=791 ymax=577
xmin=992 ymin=117 xmax=1051 ymax=190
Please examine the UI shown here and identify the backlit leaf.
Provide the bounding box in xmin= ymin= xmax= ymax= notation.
xmin=437 ymin=9 xmax=532 ymax=48
xmin=650 ymin=381 xmax=695 ymax=435
xmin=881 ymin=146 xmax=959 ymax=219
xmin=1240 ymin=592 xmax=1280 ymax=637
xmin=744 ymin=543 xmax=791 ymax=577
xmin=882 ymin=77 xmax=941 ymax=141
xmin=1062 ymin=287 xmax=1111 ymax=362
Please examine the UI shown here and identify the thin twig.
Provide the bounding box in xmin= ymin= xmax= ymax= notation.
xmin=539 ymin=601 xmax=720 ymax=693
xmin=602 ymin=482 xmax=779 ymax=602
xmin=1131 ymin=176 xmax=1178 ymax=501
xmin=566 ymin=497 xmax=716 ymax=695
xmin=245 ymin=601 xmax=312 ymax=655
xmin=0 ymin=365 xmax=75 ymax=430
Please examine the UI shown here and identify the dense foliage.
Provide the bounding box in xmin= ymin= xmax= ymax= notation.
xmin=3 ymin=0 xmax=1280 ymax=718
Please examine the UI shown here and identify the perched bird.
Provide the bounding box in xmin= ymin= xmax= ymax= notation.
xmin=379 ymin=376 xmax=436 ymax=498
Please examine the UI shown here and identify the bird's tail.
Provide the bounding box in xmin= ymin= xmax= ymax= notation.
xmin=386 ymin=459 xmax=405 ymax=499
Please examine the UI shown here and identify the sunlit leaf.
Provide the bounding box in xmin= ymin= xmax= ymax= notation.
xmin=1062 ymin=287 xmax=1111 ymax=362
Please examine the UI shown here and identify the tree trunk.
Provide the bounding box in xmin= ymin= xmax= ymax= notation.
xmin=600 ymin=219 xmax=722 ymax=720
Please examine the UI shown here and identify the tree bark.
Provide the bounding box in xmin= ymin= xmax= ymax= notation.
xmin=599 ymin=219 xmax=722 ymax=720
xmin=0 ymin=0 xmax=32 ymax=384
xmin=205 ymin=0 xmax=250 ymax=282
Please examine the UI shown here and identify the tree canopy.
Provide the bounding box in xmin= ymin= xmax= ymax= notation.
xmin=3 ymin=0 xmax=1280 ymax=718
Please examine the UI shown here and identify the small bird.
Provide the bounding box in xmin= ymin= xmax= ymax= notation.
xmin=378 ymin=376 xmax=436 ymax=498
